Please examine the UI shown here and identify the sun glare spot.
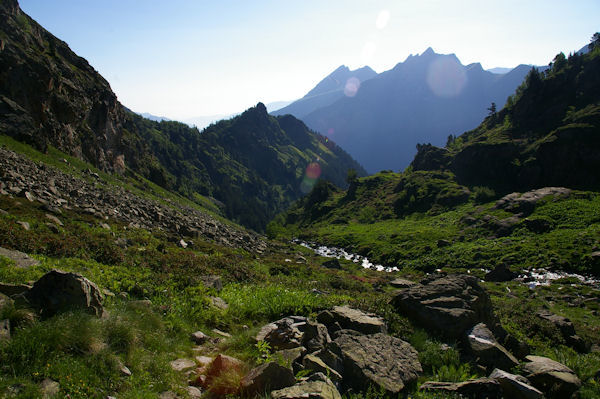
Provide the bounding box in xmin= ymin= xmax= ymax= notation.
xmin=344 ymin=77 xmax=360 ymax=97
xmin=376 ymin=10 xmax=390 ymax=30
xmin=327 ymin=127 xmax=335 ymax=136
xmin=426 ymin=57 xmax=467 ymax=98
xmin=305 ymin=162 xmax=322 ymax=179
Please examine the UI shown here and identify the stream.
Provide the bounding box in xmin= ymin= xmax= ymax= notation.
xmin=295 ymin=239 xmax=600 ymax=288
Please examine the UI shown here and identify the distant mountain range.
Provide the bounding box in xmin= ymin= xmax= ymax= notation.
xmin=274 ymin=48 xmax=547 ymax=173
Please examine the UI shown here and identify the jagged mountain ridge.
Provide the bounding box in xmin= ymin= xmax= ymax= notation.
xmin=277 ymin=48 xmax=538 ymax=173
xmin=0 ymin=0 xmax=365 ymax=231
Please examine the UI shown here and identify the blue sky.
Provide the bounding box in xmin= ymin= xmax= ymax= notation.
xmin=19 ymin=0 xmax=600 ymax=120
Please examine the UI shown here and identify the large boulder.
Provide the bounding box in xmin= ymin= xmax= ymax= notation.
xmin=25 ymin=270 xmax=104 ymax=317
xmin=271 ymin=373 xmax=341 ymax=399
xmin=329 ymin=332 xmax=421 ymax=394
xmin=256 ymin=316 xmax=307 ymax=350
xmin=302 ymin=354 xmax=343 ymax=385
xmin=317 ymin=306 xmax=386 ymax=335
xmin=521 ymin=355 xmax=581 ymax=398
xmin=494 ymin=187 xmax=571 ymax=215
xmin=489 ymin=368 xmax=544 ymax=399
xmin=466 ymin=323 xmax=518 ymax=372
xmin=240 ymin=362 xmax=295 ymax=395
xmin=419 ymin=378 xmax=502 ymax=398
xmin=391 ymin=274 xmax=501 ymax=339
xmin=536 ymin=309 xmax=587 ymax=352
xmin=301 ymin=320 xmax=331 ymax=353
xmin=484 ymin=264 xmax=517 ymax=282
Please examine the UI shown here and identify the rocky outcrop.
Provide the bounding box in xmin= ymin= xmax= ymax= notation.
xmin=521 ymin=355 xmax=581 ymax=398
xmin=419 ymin=378 xmax=502 ymax=398
xmin=0 ymin=147 xmax=266 ymax=253
xmin=466 ymin=323 xmax=518 ymax=372
xmin=256 ymin=316 xmax=307 ymax=350
xmin=241 ymin=362 xmax=296 ymax=395
xmin=317 ymin=306 xmax=386 ymax=335
xmin=25 ymin=269 xmax=104 ymax=317
xmin=489 ymin=369 xmax=544 ymax=399
xmin=536 ymin=309 xmax=587 ymax=352
xmin=271 ymin=373 xmax=341 ymax=399
xmin=494 ymin=187 xmax=572 ymax=215
xmin=328 ymin=332 xmax=421 ymax=394
xmin=0 ymin=247 xmax=40 ymax=268
xmin=391 ymin=274 xmax=502 ymax=339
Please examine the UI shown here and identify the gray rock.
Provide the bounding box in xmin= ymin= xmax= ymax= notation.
xmin=391 ymin=274 xmax=502 ymax=339
xmin=537 ymin=309 xmax=587 ymax=352
xmin=39 ymin=378 xmax=60 ymax=398
xmin=317 ymin=306 xmax=386 ymax=335
xmin=271 ymin=373 xmax=341 ymax=399
xmin=210 ymin=296 xmax=229 ymax=310
xmin=190 ymin=330 xmax=209 ymax=345
xmin=199 ymin=275 xmax=223 ymax=292
xmin=389 ymin=278 xmax=417 ymax=289
xmin=0 ymin=247 xmax=40 ymax=268
xmin=25 ymin=270 xmax=104 ymax=317
xmin=301 ymin=320 xmax=331 ymax=353
xmin=256 ymin=316 xmax=307 ymax=350
xmin=329 ymin=332 xmax=421 ymax=394
xmin=521 ymin=355 xmax=581 ymax=398
xmin=169 ymin=358 xmax=196 ymax=372
xmin=275 ymin=346 xmax=306 ymax=366
xmin=489 ymin=368 xmax=544 ymax=399
xmin=419 ymin=378 xmax=502 ymax=398
xmin=466 ymin=323 xmax=518 ymax=372
xmin=45 ymin=213 xmax=63 ymax=226
xmin=240 ymin=362 xmax=296 ymax=395
xmin=186 ymin=386 xmax=202 ymax=398
xmin=302 ymin=354 xmax=342 ymax=384
xmin=495 ymin=187 xmax=571 ymax=215
xmin=484 ymin=264 xmax=517 ymax=282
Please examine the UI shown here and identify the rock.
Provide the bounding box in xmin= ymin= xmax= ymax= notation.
xmin=210 ymin=296 xmax=229 ymax=310
xmin=191 ymin=330 xmax=209 ymax=345
xmin=240 ymin=362 xmax=296 ymax=395
xmin=484 ymin=264 xmax=517 ymax=282
xmin=186 ymin=386 xmax=202 ymax=398
xmin=523 ymin=217 xmax=554 ymax=233
xmin=536 ymin=309 xmax=587 ymax=352
xmin=23 ymin=191 xmax=35 ymax=202
xmin=329 ymin=332 xmax=421 ymax=394
xmin=100 ymin=222 xmax=110 ymax=230
xmin=419 ymin=378 xmax=502 ymax=398
xmin=256 ymin=316 xmax=307 ymax=350
xmin=179 ymin=239 xmax=188 ymax=248
xmin=119 ymin=364 xmax=132 ymax=377
xmin=466 ymin=323 xmax=518 ymax=372
xmin=25 ymin=270 xmax=104 ymax=317
xmin=212 ymin=328 xmax=231 ymax=338
xmin=391 ymin=274 xmax=501 ymax=339
xmin=302 ymin=354 xmax=343 ymax=384
xmin=199 ymin=275 xmax=223 ymax=292
xmin=45 ymin=223 xmax=60 ymax=233
xmin=0 ymin=247 xmax=40 ymax=268
xmin=489 ymin=368 xmax=544 ymax=399
xmin=204 ymin=354 xmax=245 ymax=394
xmin=0 ymin=319 xmax=10 ymax=340
xmin=317 ymin=306 xmax=386 ymax=335
xmin=39 ymin=378 xmax=60 ymax=398
xmin=170 ymin=358 xmax=196 ymax=372
xmin=322 ymin=259 xmax=341 ymax=269
xmin=301 ymin=320 xmax=331 ymax=353
xmin=521 ymin=355 xmax=581 ymax=398
xmin=275 ymin=346 xmax=305 ymax=367
xmin=437 ymin=239 xmax=451 ymax=247
xmin=389 ymin=278 xmax=417 ymax=289
xmin=495 ymin=187 xmax=571 ymax=215
xmin=45 ymin=214 xmax=63 ymax=226
xmin=195 ymin=355 xmax=213 ymax=367
xmin=271 ymin=373 xmax=341 ymax=399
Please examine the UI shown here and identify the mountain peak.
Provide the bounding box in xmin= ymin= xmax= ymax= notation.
xmin=422 ymin=47 xmax=436 ymax=56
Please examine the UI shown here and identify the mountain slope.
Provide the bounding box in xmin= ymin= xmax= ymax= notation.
xmin=285 ymin=48 xmax=535 ymax=173
xmin=0 ymin=0 xmax=365 ymax=231
xmin=272 ymin=65 xmax=377 ymax=119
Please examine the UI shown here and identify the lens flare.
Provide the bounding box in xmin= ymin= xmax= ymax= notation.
xmin=327 ymin=127 xmax=335 ymax=136
xmin=426 ymin=57 xmax=467 ymax=98
xmin=376 ymin=10 xmax=390 ymax=29
xmin=305 ymin=162 xmax=322 ymax=179
xmin=344 ymin=77 xmax=360 ymax=97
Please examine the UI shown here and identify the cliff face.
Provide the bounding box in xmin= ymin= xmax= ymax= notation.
xmin=0 ymin=0 xmax=129 ymax=171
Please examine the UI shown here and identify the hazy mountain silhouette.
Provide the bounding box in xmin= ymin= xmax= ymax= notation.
xmin=272 ymin=65 xmax=377 ymax=119
xmin=278 ymin=48 xmax=537 ymax=173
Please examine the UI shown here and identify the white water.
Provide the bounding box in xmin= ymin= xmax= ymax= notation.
xmin=295 ymin=240 xmax=599 ymax=288
xmin=294 ymin=239 xmax=398 ymax=272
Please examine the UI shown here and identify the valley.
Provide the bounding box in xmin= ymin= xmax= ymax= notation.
xmin=0 ymin=1 xmax=599 ymax=398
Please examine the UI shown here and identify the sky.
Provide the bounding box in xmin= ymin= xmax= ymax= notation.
xmin=19 ymin=0 xmax=600 ymax=120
